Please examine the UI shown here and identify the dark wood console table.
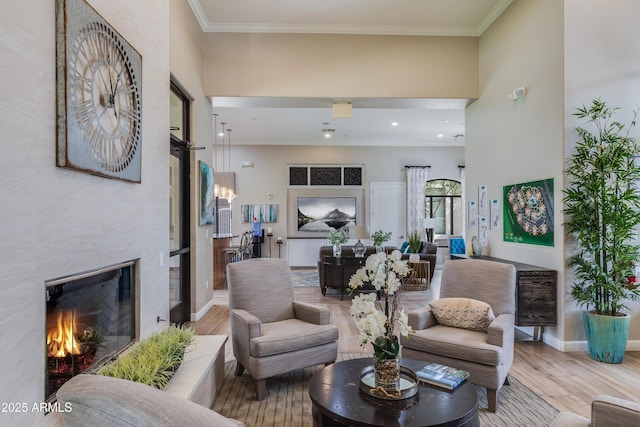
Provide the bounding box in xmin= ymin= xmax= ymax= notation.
xmin=450 ymin=254 xmax=557 ymax=340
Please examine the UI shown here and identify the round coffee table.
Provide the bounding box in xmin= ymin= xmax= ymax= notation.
xmin=309 ymin=358 xmax=479 ymax=427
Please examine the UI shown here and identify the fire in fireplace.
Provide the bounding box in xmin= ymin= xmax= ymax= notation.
xmin=45 ymin=260 xmax=137 ymax=402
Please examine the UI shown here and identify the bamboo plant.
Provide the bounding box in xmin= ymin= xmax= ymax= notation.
xmin=563 ymin=99 xmax=640 ymax=316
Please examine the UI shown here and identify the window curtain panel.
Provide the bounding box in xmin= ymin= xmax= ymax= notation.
xmin=406 ymin=167 xmax=429 ymax=237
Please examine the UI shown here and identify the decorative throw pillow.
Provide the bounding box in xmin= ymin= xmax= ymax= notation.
xmin=399 ymin=241 xmax=411 ymax=253
xmin=429 ymin=298 xmax=495 ymax=332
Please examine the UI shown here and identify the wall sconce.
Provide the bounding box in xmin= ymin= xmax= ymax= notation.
xmin=241 ymin=161 xmax=254 ymax=168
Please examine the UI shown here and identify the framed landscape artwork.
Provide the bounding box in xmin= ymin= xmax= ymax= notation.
xmin=297 ymin=197 xmax=356 ymax=231
xmin=503 ymin=178 xmax=554 ymax=246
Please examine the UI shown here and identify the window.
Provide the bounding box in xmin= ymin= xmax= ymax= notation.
xmin=425 ymin=179 xmax=462 ymax=237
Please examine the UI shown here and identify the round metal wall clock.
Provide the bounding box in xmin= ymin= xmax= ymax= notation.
xmin=56 ymin=0 xmax=142 ymax=182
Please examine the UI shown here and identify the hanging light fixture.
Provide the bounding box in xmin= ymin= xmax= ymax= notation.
xmin=213 ymin=113 xmax=223 ymax=198
xmin=226 ymin=127 xmax=236 ymax=201
xmin=219 ymin=121 xmax=229 ymax=199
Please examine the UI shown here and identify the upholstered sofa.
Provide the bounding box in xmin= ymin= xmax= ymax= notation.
xmin=317 ymin=245 xmax=397 ymax=297
xmin=55 ymin=374 xmax=245 ymax=427
xmin=550 ymin=395 xmax=640 ymax=426
xmin=399 ymin=241 xmax=437 ymax=278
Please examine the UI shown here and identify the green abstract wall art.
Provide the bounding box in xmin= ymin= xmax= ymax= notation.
xmin=503 ymin=178 xmax=554 ymax=246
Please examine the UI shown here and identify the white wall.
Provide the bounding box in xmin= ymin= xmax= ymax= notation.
xmin=227 ymin=145 xmax=464 ymax=254
xmin=466 ymin=0 xmax=565 ymax=347
xmin=468 ymin=0 xmax=640 ymax=350
xmin=563 ymin=0 xmax=640 ymax=348
xmin=0 ymin=1 xmax=169 ymax=425
xmin=204 ymin=33 xmax=479 ymax=99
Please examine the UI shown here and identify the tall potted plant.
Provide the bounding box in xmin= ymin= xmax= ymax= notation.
xmin=563 ymin=99 xmax=640 ymax=363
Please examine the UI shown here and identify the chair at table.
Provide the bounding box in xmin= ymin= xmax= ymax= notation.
xmin=226 ymin=258 xmax=339 ymax=400
xmin=400 ymin=259 xmax=516 ymax=413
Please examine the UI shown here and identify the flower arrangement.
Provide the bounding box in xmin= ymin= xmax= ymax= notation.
xmin=328 ymin=228 xmax=349 ymax=245
xmin=348 ymin=250 xmax=412 ymax=361
xmin=371 ymin=230 xmax=392 ymax=247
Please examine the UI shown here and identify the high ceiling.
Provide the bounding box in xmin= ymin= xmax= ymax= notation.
xmin=188 ymin=0 xmax=513 ymax=146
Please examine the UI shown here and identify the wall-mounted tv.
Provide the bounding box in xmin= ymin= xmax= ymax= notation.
xmin=297 ymin=197 xmax=356 ymax=231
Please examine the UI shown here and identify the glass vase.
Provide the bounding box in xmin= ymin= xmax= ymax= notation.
xmin=375 ymin=245 xmax=385 ymax=254
xmin=332 ymin=244 xmax=342 ymax=257
xmin=373 ymin=356 xmax=400 ymax=395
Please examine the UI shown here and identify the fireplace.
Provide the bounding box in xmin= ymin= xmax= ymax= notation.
xmin=45 ymin=260 xmax=138 ymax=402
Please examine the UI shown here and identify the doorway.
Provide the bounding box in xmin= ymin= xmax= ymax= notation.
xmin=169 ymin=81 xmax=191 ymax=324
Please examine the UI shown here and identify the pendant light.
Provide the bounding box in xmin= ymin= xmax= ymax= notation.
xmin=219 ymin=121 xmax=229 ymax=199
xmin=213 ymin=113 xmax=223 ymax=198
xmin=226 ymin=127 xmax=236 ymax=201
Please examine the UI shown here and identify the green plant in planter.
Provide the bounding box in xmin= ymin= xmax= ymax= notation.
xmin=97 ymin=325 xmax=195 ymax=389
xmin=328 ymin=228 xmax=349 ymax=245
xmin=563 ymin=99 xmax=640 ymax=363
xmin=408 ymin=231 xmax=422 ymax=254
xmin=371 ymin=230 xmax=392 ymax=247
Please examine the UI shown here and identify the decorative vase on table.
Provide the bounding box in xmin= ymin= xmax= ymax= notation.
xmin=471 ymin=236 xmax=483 ymax=257
xmin=328 ymin=229 xmax=348 ymax=258
xmin=348 ymin=251 xmax=412 ymax=398
xmin=372 ymin=335 xmax=401 ymax=394
xmin=332 ymin=244 xmax=342 ymax=257
xmin=371 ymin=230 xmax=392 ymax=255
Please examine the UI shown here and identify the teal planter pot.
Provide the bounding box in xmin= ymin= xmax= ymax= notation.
xmin=583 ymin=311 xmax=631 ymax=364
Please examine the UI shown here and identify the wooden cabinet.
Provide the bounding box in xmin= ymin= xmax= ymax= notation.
xmin=450 ymin=255 xmax=557 ymax=339
xmin=287 ymin=238 xmax=327 ymax=267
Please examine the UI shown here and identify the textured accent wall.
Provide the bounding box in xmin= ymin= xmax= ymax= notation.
xmin=1 ymin=1 xmax=170 ymax=425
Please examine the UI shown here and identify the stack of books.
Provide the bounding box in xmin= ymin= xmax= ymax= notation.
xmin=415 ymin=363 xmax=470 ymax=390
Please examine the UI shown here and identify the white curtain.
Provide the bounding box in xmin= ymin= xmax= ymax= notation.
xmin=406 ymin=167 xmax=429 ymax=238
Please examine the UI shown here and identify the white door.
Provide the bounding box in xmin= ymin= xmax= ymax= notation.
xmin=370 ymin=182 xmax=406 ymax=248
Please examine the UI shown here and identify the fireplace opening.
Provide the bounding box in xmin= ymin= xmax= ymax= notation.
xmin=45 ymin=260 xmax=137 ymax=402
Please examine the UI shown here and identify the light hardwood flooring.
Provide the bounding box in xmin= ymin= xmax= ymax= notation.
xmin=190 ymin=270 xmax=640 ymax=419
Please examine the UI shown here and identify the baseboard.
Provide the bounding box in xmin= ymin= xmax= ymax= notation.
xmin=559 ymin=339 xmax=640 ymax=352
xmin=191 ymin=298 xmax=216 ymax=322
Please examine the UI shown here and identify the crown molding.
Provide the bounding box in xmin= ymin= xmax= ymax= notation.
xmin=188 ymin=0 xmax=514 ymax=37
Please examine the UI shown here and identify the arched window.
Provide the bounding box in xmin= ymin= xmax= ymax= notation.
xmin=426 ymin=179 xmax=462 ymax=237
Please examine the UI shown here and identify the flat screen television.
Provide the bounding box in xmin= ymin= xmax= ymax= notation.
xmin=297 ymin=197 xmax=356 ymax=231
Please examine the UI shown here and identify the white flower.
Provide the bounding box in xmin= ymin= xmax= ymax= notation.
xmin=348 ymin=252 xmax=413 ymax=350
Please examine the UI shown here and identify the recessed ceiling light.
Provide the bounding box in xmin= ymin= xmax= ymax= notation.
xmin=322 ymin=128 xmax=335 ymax=139
xmin=443 ymin=119 xmax=450 ymax=123
xmin=391 ymin=122 xmax=399 ymax=126
xmin=437 ymin=133 xmax=444 ymax=138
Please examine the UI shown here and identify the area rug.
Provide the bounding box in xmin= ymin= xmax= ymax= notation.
xmin=290 ymin=270 xmax=319 ymax=287
xmin=213 ymin=354 xmax=559 ymax=427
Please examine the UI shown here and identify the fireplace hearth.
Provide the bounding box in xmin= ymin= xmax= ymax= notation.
xmin=45 ymin=260 xmax=137 ymax=401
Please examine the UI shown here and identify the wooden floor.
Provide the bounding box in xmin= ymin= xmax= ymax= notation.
xmin=190 ymin=270 xmax=640 ymax=420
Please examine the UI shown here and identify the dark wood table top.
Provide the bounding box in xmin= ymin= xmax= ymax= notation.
xmin=309 ymin=357 xmax=479 ymax=427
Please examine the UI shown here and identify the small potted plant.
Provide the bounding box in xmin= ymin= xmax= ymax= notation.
xmin=328 ymin=228 xmax=349 ymax=257
xmin=371 ymin=230 xmax=392 ymax=253
xmin=408 ymin=231 xmax=422 ymax=263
